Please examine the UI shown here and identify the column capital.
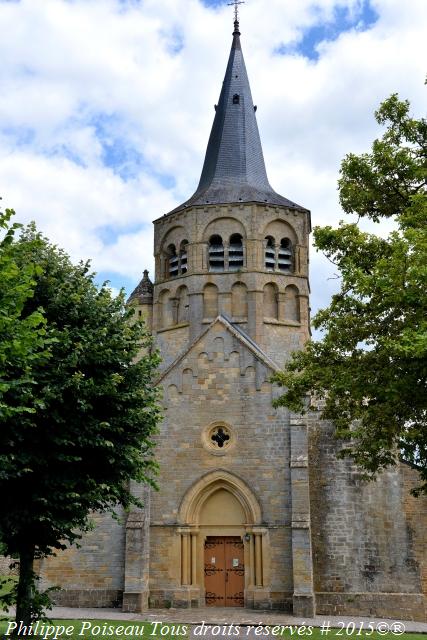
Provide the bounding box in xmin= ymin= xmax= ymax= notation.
xmin=252 ymin=527 xmax=268 ymax=535
xmin=177 ymin=527 xmax=191 ymax=535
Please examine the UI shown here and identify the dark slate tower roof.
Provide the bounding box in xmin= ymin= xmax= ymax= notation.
xmin=170 ymin=21 xmax=306 ymax=214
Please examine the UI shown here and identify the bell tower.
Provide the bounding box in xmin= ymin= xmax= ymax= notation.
xmin=125 ymin=15 xmax=316 ymax=616
xmin=150 ymin=18 xmax=311 ymax=370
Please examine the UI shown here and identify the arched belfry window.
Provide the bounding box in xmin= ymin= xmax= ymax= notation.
xmin=165 ymin=240 xmax=188 ymax=278
xmin=278 ymin=238 xmax=293 ymax=272
xmin=179 ymin=240 xmax=188 ymax=275
xmin=167 ymin=244 xmax=179 ymax=278
xmin=229 ymin=234 xmax=244 ymax=270
xmin=208 ymin=235 xmax=225 ymax=271
xmin=264 ymin=236 xmax=275 ymax=270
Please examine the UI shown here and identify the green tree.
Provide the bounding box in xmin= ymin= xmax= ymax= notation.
xmin=0 ymin=207 xmax=51 ymax=622
xmin=0 ymin=207 xmax=49 ymax=421
xmin=0 ymin=219 xmax=160 ymax=625
xmin=273 ymin=93 xmax=427 ymax=494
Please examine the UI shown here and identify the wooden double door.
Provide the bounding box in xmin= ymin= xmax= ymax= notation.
xmin=204 ymin=536 xmax=245 ymax=607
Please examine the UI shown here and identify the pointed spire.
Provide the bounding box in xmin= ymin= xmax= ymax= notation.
xmin=170 ymin=22 xmax=306 ymax=214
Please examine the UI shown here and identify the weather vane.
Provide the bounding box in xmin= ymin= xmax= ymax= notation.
xmin=228 ymin=0 xmax=245 ymax=26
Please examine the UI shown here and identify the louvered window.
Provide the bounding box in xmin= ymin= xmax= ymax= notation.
xmin=168 ymin=244 xmax=179 ymax=277
xmin=265 ymin=236 xmax=275 ymax=270
xmin=209 ymin=235 xmax=225 ymax=271
xmin=278 ymin=238 xmax=292 ymax=271
xmin=229 ymin=234 xmax=244 ymax=270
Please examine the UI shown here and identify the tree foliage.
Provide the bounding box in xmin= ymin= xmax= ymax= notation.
xmin=0 ymin=214 xmax=160 ymax=622
xmin=273 ymin=93 xmax=427 ymax=494
xmin=0 ymin=208 xmax=49 ymax=422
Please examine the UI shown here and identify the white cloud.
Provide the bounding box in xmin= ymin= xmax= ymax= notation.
xmin=0 ymin=0 xmax=426 ymax=313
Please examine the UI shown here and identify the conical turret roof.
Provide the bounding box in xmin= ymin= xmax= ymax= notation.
xmin=127 ymin=270 xmax=153 ymax=305
xmin=171 ymin=22 xmax=306 ymax=214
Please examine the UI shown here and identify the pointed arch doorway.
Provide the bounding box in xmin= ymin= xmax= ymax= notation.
xmin=177 ymin=471 xmax=266 ymax=608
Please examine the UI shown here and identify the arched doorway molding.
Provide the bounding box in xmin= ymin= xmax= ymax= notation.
xmin=178 ymin=469 xmax=262 ymax=526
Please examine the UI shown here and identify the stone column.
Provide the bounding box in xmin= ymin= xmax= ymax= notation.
xmin=123 ymin=484 xmax=150 ymax=612
xmin=249 ymin=534 xmax=255 ymax=587
xmin=223 ymin=241 xmax=229 ymax=271
xmin=175 ymin=527 xmax=200 ymax=607
xmin=191 ymin=532 xmax=197 ymax=586
xmin=181 ymin=531 xmax=190 ymax=585
xmin=274 ymin=243 xmax=280 ymax=270
xmin=251 ymin=527 xmax=270 ymax=609
xmin=255 ymin=533 xmax=262 ymax=587
xmin=290 ymin=413 xmax=315 ymax=617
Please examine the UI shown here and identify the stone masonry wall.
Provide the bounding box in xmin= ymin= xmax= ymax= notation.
xmin=402 ymin=463 xmax=427 ymax=598
xmin=156 ymin=325 xmax=190 ymax=370
xmin=150 ymin=319 xmax=294 ymax=607
xmin=40 ymin=510 xmax=126 ymax=607
xmin=309 ymin=418 xmax=426 ymax=621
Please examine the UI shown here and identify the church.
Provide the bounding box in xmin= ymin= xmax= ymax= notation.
xmin=39 ymin=15 xmax=426 ymax=621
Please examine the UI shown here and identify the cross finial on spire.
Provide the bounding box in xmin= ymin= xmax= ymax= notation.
xmin=228 ymin=0 xmax=245 ymax=34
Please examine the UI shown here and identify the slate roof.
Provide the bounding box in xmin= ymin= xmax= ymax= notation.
xmin=169 ymin=23 xmax=307 ymax=215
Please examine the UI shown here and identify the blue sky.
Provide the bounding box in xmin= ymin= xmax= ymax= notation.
xmin=280 ymin=1 xmax=379 ymax=59
xmin=0 ymin=0 xmax=426 ymax=312
xmin=203 ymin=0 xmax=379 ymax=61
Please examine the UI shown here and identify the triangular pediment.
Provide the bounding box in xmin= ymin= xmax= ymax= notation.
xmin=156 ymin=314 xmax=280 ymax=384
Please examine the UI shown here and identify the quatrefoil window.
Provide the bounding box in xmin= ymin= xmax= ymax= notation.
xmin=211 ymin=426 xmax=230 ymax=449
xmin=202 ymin=422 xmax=235 ymax=455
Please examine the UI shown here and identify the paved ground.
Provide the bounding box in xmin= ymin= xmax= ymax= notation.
xmin=33 ymin=606 xmax=427 ymax=633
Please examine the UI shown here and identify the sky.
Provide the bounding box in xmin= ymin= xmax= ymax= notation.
xmin=0 ymin=0 xmax=426 ymax=317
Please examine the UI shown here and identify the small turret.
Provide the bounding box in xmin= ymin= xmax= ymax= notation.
xmin=127 ymin=269 xmax=154 ymax=331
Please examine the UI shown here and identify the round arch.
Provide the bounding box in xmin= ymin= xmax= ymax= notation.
xmin=178 ymin=470 xmax=262 ymax=526
xmin=262 ymin=218 xmax=298 ymax=245
xmin=202 ymin=217 xmax=246 ymax=242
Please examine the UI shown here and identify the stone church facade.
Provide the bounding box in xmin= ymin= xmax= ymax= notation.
xmin=38 ymin=21 xmax=426 ymax=620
